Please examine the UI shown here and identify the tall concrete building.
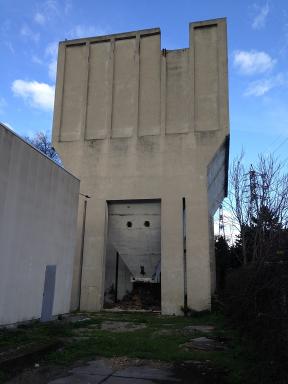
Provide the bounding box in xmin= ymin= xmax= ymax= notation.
xmin=52 ymin=18 xmax=229 ymax=315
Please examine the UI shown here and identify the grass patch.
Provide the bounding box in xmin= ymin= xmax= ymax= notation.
xmin=0 ymin=311 xmax=255 ymax=383
xmin=0 ymin=322 xmax=73 ymax=350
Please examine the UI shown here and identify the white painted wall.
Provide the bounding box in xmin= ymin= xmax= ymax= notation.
xmin=0 ymin=123 xmax=80 ymax=325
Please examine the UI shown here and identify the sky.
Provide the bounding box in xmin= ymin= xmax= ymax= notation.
xmin=1 ymin=0 xmax=288 ymax=166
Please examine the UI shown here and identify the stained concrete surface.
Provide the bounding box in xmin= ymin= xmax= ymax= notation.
xmin=183 ymin=326 xmax=215 ymax=334
xmin=7 ymin=358 xmax=226 ymax=384
xmin=53 ymin=19 xmax=229 ymax=316
xmin=182 ymin=337 xmax=227 ymax=352
xmin=47 ymin=359 xmax=225 ymax=383
xmin=100 ymin=321 xmax=147 ymax=332
xmin=49 ymin=360 xmax=177 ymax=383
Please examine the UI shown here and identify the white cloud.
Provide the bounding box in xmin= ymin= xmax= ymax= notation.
xmin=34 ymin=1 xmax=60 ymax=26
xmin=245 ymin=74 xmax=287 ymax=96
xmin=4 ymin=41 xmax=14 ymax=54
xmin=34 ymin=12 xmax=46 ymax=25
xmin=45 ymin=42 xmax=58 ymax=81
xmin=20 ymin=24 xmax=40 ymax=43
xmin=32 ymin=55 xmax=43 ymax=65
xmin=233 ymin=50 xmax=276 ymax=75
xmin=1 ymin=19 xmax=11 ymax=35
xmin=1 ymin=21 xmax=14 ymax=53
xmin=64 ymin=0 xmax=72 ymax=15
xmin=11 ymin=80 xmax=55 ymax=111
xmin=45 ymin=41 xmax=58 ymax=57
xmin=31 ymin=41 xmax=58 ymax=80
xmin=44 ymin=0 xmax=59 ymax=15
xmin=245 ymin=80 xmax=272 ymax=96
xmin=68 ymin=24 xmax=107 ymax=39
xmin=0 ymin=97 xmax=7 ymax=114
xmin=48 ymin=60 xmax=57 ymax=80
xmin=252 ymin=3 xmax=270 ymax=30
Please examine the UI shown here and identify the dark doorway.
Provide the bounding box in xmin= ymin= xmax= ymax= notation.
xmin=104 ymin=200 xmax=161 ymax=310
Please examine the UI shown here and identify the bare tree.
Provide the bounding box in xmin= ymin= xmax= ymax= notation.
xmin=225 ymin=152 xmax=288 ymax=264
xmin=221 ymin=153 xmax=288 ymax=379
xmin=25 ymin=132 xmax=61 ymax=165
xmin=225 ymin=151 xmax=250 ymax=264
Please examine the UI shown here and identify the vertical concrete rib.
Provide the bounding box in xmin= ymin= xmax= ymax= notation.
xmin=82 ymin=42 xmax=90 ymax=140
xmin=134 ymin=33 xmax=140 ymax=137
xmin=185 ymin=190 xmax=211 ymax=311
xmin=160 ymin=53 xmax=166 ymax=136
xmin=107 ymin=38 xmax=115 ymax=139
xmin=192 ymin=22 xmax=220 ymax=132
xmin=161 ymin=196 xmax=184 ymax=315
xmin=188 ymin=24 xmax=195 ymax=132
xmin=53 ymin=44 xmax=66 ymax=141
xmin=218 ymin=20 xmax=229 ymax=134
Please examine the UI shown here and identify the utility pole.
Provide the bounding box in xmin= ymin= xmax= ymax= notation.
xmin=218 ymin=203 xmax=226 ymax=239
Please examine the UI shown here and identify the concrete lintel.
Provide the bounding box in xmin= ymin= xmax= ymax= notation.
xmin=60 ymin=28 xmax=161 ymax=47
xmin=190 ymin=17 xmax=227 ymax=30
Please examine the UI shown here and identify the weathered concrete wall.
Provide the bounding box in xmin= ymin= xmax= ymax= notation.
xmin=104 ymin=242 xmax=133 ymax=303
xmin=53 ymin=18 xmax=229 ymax=315
xmin=108 ymin=201 xmax=161 ymax=281
xmin=104 ymin=201 xmax=161 ymax=305
xmin=0 ymin=123 xmax=79 ymax=325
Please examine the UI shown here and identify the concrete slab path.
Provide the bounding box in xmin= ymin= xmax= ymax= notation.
xmin=6 ymin=357 xmax=226 ymax=383
xmin=48 ymin=360 xmax=179 ymax=383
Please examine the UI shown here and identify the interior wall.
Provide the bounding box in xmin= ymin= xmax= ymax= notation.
xmin=104 ymin=200 xmax=161 ymax=306
xmin=104 ymin=242 xmax=133 ymax=303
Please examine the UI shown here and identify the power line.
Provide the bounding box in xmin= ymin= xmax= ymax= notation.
xmin=272 ymin=136 xmax=288 ymax=155
xmin=263 ymin=133 xmax=283 ymax=154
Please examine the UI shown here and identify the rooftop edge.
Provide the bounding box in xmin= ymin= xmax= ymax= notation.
xmin=0 ymin=122 xmax=80 ymax=182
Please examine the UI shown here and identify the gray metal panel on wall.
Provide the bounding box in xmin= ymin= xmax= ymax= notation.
xmin=41 ymin=265 xmax=56 ymax=322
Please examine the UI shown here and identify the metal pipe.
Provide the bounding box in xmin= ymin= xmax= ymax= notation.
xmin=78 ymin=198 xmax=88 ymax=311
xmin=115 ymin=252 xmax=119 ymax=303
xmin=183 ymin=197 xmax=188 ymax=315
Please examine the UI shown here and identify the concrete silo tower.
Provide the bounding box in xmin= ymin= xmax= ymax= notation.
xmin=52 ymin=18 xmax=229 ymax=315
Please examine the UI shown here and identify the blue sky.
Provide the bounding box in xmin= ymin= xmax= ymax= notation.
xmin=1 ymin=0 xmax=288 ymax=164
